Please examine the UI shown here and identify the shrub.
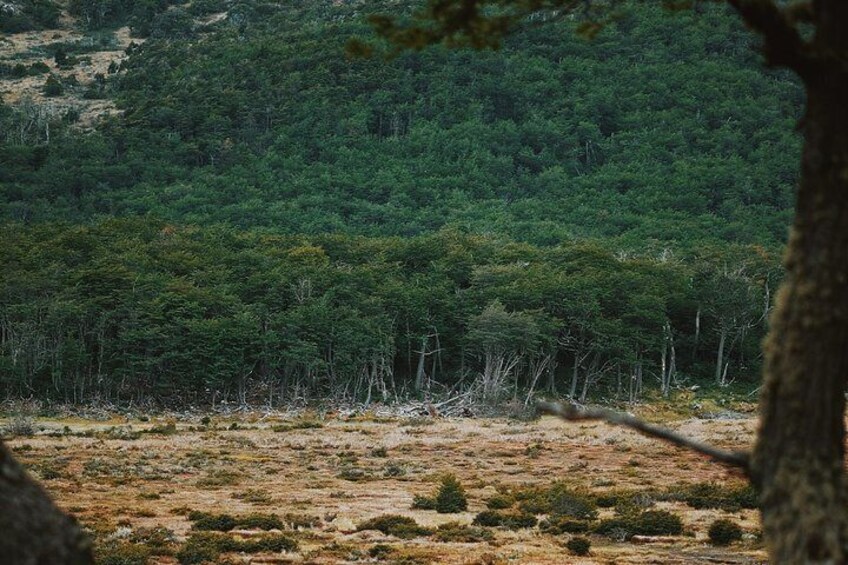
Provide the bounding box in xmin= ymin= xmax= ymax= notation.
xmin=4 ymin=413 xmax=35 ymax=437
xmin=237 ymin=513 xmax=284 ymax=531
xmin=539 ymin=517 xmax=590 ymax=535
xmin=632 ymin=510 xmax=683 ymax=536
xmin=190 ymin=513 xmax=237 ymax=532
xmin=97 ymin=542 xmax=152 ymax=565
xmin=594 ymin=518 xmax=635 ymax=541
xmin=433 ymin=522 xmax=494 ymax=542
xmin=668 ymin=482 xmax=758 ymax=512
xmin=485 ymin=494 xmax=514 ymax=510
xmin=189 ymin=512 xmax=283 ymax=531
xmin=708 ymin=519 xmax=743 ymax=545
xmin=357 ymin=515 xmax=432 ymax=539
xmin=43 ymin=75 xmax=64 ymax=97
xmin=435 ymin=475 xmax=468 ymax=513
xmin=176 ymin=532 xmax=297 ymax=564
xmin=472 ymin=510 xmax=537 ymax=529
xmin=566 ymin=536 xmax=591 ymax=556
xmin=411 ymin=494 xmax=437 ymax=510
xmin=514 ymin=483 xmax=597 ymax=520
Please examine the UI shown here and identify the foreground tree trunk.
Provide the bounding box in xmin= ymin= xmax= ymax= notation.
xmin=0 ymin=441 xmax=93 ymax=564
xmin=743 ymin=2 xmax=848 ymax=560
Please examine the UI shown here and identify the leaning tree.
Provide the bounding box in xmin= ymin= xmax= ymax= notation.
xmin=354 ymin=0 xmax=848 ymax=561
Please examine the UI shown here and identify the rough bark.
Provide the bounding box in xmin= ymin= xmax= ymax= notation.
xmin=0 ymin=441 xmax=93 ymax=564
xmin=739 ymin=0 xmax=848 ymax=560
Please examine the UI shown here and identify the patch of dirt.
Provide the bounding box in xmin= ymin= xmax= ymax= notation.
xmin=0 ymin=17 xmax=140 ymax=126
xmin=6 ymin=414 xmax=766 ymax=564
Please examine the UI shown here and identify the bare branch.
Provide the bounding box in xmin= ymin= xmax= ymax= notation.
xmin=537 ymin=400 xmax=751 ymax=472
xmin=726 ymin=0 xmax=813 ymax=75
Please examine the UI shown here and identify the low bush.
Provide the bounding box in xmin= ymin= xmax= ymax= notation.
xmin=708 ymin=519 xmax=743 ymax=545
xmin=566 ymin=536 xmax=591 ymax=556
xmin=357 ymin=515 xmax=432 ymax=539
xmin=176 ymin=532 xmax=297 ymax=564
xmin=472 ymin=510 xmax=537 ymax=529
xmin=97 ymin=542 xmax=152 ymax=565
xmin=632 ymin=510 xmax=683 ymax=536
xmin=433 ymin=522 xmax=494 ymax=542
xmin=539 ymin=516 xmax=590 ymax=535
xmin=435 ymin=475 xmax=468 ymax=513
xmin=667 ymin=482 xmax=758 ymax=511
xmin=485 ymin=494 xmax=514 ymax=510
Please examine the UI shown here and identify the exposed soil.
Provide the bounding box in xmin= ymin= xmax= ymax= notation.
xmin=5 ymin=412 xmax=766 ymax=564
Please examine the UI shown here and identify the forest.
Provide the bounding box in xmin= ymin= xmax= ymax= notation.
xmin=0 ymin=0 xmax=800 ymax=406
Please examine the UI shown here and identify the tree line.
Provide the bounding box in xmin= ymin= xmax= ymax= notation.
xmin=0 ymin=219 xmax=779 ymax=407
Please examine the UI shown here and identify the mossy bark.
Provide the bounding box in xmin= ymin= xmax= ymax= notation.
xmin=751 ymin=9 xmax=848 ymax=560
xmin=0 ymin=441 xmax=93 ymax=564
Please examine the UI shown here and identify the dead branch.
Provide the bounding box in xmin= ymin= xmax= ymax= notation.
xmin=537 ymin=401 xmax=750 ymax=473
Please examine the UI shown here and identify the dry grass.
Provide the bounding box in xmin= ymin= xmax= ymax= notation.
xmin=5 ymin=414 xmax=765 ymax=564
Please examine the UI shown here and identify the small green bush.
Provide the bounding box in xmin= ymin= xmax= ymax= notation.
xmin=472 ymin=510 xmax=537 ymax=529
xmin=566 ymin=536 xmax=591 ymax=556
xmin=433 ymin=522 xmax=494 ymax=542
xmin=357 ymin=515 xmax=432 ymax=539
xmin=668 ymin=482 xmax=758 ymax=512
xmin=539 ymin=516 xmax=590 ymax=535
xmin=485 ymin=494 xmax=514 ymax=510
xmin=435 ymin=475 xmax=468 ymax=513
xmin=708 ymin=519 xmax=743 ymax=545
xmin=593 ymin=517 xmax=635 ymax=541
xmin=190 ymin=513 xmax=237 ymax=532
xmin=514 ymin=483 xmax=597 ymax=520
xmin=176 ymin=532 xmax=297 ymax=564
xmin=411 ymin=494 xmax=437 ymax=510
xmin=632 ymin=510 xmax=683 ymax=536
xmin=97 ymin=542 xmax=153 ymax=565
xmin=189 ymin=512 xmax=283 ymax=531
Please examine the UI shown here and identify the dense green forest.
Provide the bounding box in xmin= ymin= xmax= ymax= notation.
xmin=0 ymin=0 xmax=800 ymax=405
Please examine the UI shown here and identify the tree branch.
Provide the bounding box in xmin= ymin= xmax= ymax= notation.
xmin=537 ymin=400 xmax=751 ymax=473
xmin=726 ymin=0 xmax=813 ymax=76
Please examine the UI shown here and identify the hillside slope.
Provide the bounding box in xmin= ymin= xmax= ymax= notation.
xmin=1 ymin=0 xmax=802 ymax=249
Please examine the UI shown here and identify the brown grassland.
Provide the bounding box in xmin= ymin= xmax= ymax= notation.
xmin=5 ymin=411 xmax=765 ymax=564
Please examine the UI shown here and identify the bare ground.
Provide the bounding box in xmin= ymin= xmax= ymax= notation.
xmin=4 ymin=411 xmax=766 ymax=564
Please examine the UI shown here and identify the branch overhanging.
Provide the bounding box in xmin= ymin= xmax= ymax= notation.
xmin=537 ymin=400 xmax=751 ymax=473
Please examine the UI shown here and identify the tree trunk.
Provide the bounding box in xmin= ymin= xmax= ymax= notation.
xmin=0 ymin=441 xmax=93 ymax=564
xmin=751 ymin=35 xmax=848 ymax=563
xmin=714 ymin=327 xmax=727 ymax=385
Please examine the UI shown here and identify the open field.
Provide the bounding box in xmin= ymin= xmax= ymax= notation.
xmin=5 ymin=411 xmax=765 ymax=564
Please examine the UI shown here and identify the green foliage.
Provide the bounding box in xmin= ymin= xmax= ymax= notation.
xmin=433 ymin=522 xmax=494 ymax=542
xmin=0 ymin=1 xmax=799 ymax=251
xmin=42 ymin=75 xmax=64 ymax=97
xmin=189 ymin=511 xmax=283 ymax=532
xmin=434 ymin=475 xmax=468 ymax=513
xmin=708 ymin=518 xmax=743 ymax=545
xmin=566 ymin=536 xmax=591 ymax=556
xmin=411 ymin=495 xmax=437 ymax=510
xmin=667 ymin=482 xmax=758 ymax=511
xmin=632 ymin=510 xmax=683 ymax=536
xmin=176 ymin=532 xmax=297 ymax=564
xmin=96 ymin=542 xmax=153 ymax=565
xmin=357 ymin=515 xmax=433 ymax=539
xmin=0 ymin=220 xmax=776 ymax=404
xmin=594 ymin=510 xmax=683 ymax=539
xmin=539 ymin=517 xmax=590 ymax=535
xmin=472 ymin=510 xmax=537 ymax=529
xmin=0 ymin=0 xmax=61 ymax=32
xmin=515 ymin=483 xmax=598 ymax=520
xmin=485 ymin=494 xmax=514 ymax=510
xmin=413 ymin=475 xmax=467 ymax=512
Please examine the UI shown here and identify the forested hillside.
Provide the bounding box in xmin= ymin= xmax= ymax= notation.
xmin=0 ymin=0 xmax=800 ymax=405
